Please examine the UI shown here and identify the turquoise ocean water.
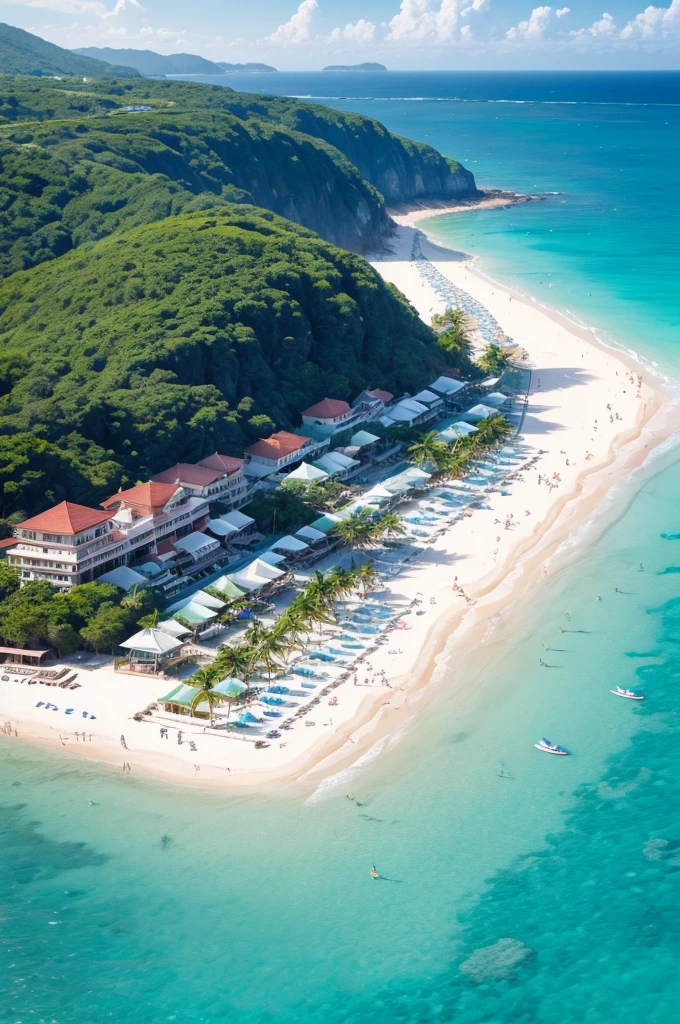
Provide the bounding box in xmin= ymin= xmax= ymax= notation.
xmin=3 ymin=73 xmax=680 ymax=1022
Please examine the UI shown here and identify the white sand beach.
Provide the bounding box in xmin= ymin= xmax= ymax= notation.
xmin=1 ymin=215 xmax=674 ymax=790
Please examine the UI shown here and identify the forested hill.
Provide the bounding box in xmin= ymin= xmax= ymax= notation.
xmin=0 ymin=207 xmax=456 ymax=517
xmin=0 ymin=23 xmax=139 ymax=78
xmin=0 ymin=74 xmax=476 ymax=521
xmin=0 ymin=79 xmax=477 ymax=247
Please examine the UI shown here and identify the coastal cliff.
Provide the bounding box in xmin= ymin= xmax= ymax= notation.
xmin=0 ymin=79 xmax=477 ymax=264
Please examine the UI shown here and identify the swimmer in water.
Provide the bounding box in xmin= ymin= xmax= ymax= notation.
xmin=370 ymin=865 xmax=379 ymax=879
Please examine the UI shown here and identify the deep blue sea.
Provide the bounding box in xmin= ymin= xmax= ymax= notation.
xmin=3 ymin=73 xmax=680 ymax=1023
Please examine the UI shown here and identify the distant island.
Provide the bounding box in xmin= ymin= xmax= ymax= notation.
xmin=217 ymin=62 xmax=277 ymax=73
xmin=323 ymin=63 xmax=387 ymax=72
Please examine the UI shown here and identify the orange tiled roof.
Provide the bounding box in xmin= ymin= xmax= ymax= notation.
xmin=17 ymin=501 xmax=113 ymax=536
xmin=198 ymin=452 xmax=244 ymax=475
xmin=302 ymin=398 xmax=350 ymax=419
xmin=102 ymin=481 xmax=180 ymax=517
xmin=244 ymin=431 xmax=310 ymax=461
xmin=366 ymin=389 xmax=393 ymax=404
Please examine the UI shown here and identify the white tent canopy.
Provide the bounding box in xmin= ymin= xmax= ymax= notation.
xmin=206 ymin=518 xmax=239 ymax=537
xmin=313 ymin=452 xmax=359 ymax=477
xmin=461 ymin=404 xmax=497 ymax=422
xmin=412 ymin=389 xmax=442 ymax=407
xmin=295 ymin=525 xmax=327 ymax=544
xmin=350 ymin=430 xmax=380 ymax=447
xmin=430 ymin=376 xmax=466 ymax=396
xmin=173 ymin=532 xmax=220 ymax=557
xmin=157 ymin=619 xmax=192 ymax=639
xmin=98 ymin=565 xmax=148 ymax=591
xmin=191 ymin=590 xmax=225 ymax=610
xmin=221 ymin=510 xmax=255 ymax=531
xmin=120 ymin=628 xmax=183 ymax=654
xmin=484 ymin=392 xmax=508 ymax=407
xmin=259 ymin=551 xmax=287 ymax=567
xmin=284 ymin=461 xmax=328 ymax=483
xmin=271 ymin=535 xmax=309 ymax=553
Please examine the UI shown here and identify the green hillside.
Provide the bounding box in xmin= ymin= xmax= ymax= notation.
xmin=0 ymin=77 xmax=477 ymax=274
xmin=0 ymin=206 xmax=457 ymax=517
xmin=0 ymin=23 xmax=139 ymax=78
xmin=73 ymin=47 xmax=226 ymax=77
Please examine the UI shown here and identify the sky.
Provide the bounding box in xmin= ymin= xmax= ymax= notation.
xmin=2 ymin=0 xmax=680 ymax=70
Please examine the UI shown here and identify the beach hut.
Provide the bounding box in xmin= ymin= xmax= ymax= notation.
xmin=208 ymin=576 xmax=248 ymax=601
xmin=483 ymin=392 xmax=509 ymax=407
xmin=119 ymin=628 xmax=183 ymax=673
xmin=282 ymin=462 xmax=328 ymax=484
xmin=412 ymin=389 xmax=443 ymax=410
xmin=270 ymin=535 xmax=310 ymax=555
xmin=295 ymin=525 xmax=328 ymax=546
xmin=461 ymin=404 xmax=497 ymax=422
xmin=312 ymin=452 xmax=360 ymax=478
xmin=157 ymin=619 xmax=193 ymax=640
xmin=430 ymin=376 xmax=466 ymax=397
xmin=350 ymin=430 xmax=380 ymax=449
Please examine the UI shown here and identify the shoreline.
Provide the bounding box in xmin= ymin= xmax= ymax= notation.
xmin=385 ymin=189 xmax=545 ymax=228
xmin=2 ymin=221 xmax=677 ymax=792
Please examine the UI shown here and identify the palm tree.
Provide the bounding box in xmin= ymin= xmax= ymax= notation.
xmin=354 ymin=561 xmax=380 ymax=600
xmin=477 ymin=343 xmax=510 ymax=376
xmin=431 ymin=307 xmax=468 ymax=332
xmin=476 ymin=414 xmax=513 ymax=446
xmin=121 ymin=584 xmax=144 ymax=612
xmin=189 ymin=684 xmax=222 ymax=727
xmin=373 ymin=512 xmax=405 ymax=541
xmin=253 ymin=626 xmax=296 ymax=684
xmin=408 ymin=431 xmax=452 ymax=471
xmin=213 ymin=643 xmax=254 ymax=683
xmin=330 ymin=510 xmax=378 ymax=567
xmin=190 ymin=664 xmax=220 ymax=688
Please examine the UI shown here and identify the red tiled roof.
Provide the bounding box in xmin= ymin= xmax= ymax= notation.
xmin=17 ymin=501 xmax=113 ymax=536
xmin=302 ymin=398 xmax=350 ymax=419
xmin=198 ymin=452 xmax=244 ymax=476
xmin=153 ymin=463 xmax=223 ymax=488
xmin=0 ymin=537 xmax=18 ymax=550
xmin=102 ymin=481 xmax=180 ymax=517
xmin=245 ymin=431 xmax=310 ymax=461
xmin=367 ymin=389 xmax=393 ymax=404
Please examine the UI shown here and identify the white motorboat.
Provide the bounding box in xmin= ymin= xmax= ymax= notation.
xmin=610 ymin=686 xmax=644 ymax=700
xmin=534 ymin=738 xmax=569 ymax=755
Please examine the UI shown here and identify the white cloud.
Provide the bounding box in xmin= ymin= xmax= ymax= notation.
xmin=6 ymin=0 xmax=142 ymax=13
xmin=555 ymin=6 xmax=570 ymax=16
xmin=386 ymin=0 xmax=485 ymax=42
xmin=459 ymin=22 xmax=473 ymax=37
xmin=330 ymin=18 xmax=376 ymax=43
xmin=461 ymin=0 xmax=488 ymax=14
xmin=620 ymin=0 xmax=680 ymax=39
xmin=506 ymin=5 xmax=551 ymax=40
xmin=570 ymin=12 xmax=616 ymax=39
xmin=101 ymin=0 xmax=143 ymax=19
xmin=266 ymin=0 xmax=318 ymax=44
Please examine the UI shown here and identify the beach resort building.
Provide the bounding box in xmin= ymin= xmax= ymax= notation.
xmin=243 ymin=431 xmax=329 ymax=479
xmin=6 ymin=482 xmax=212 ymax=590
xmin=152 ymin=454 xmax=248 ymax=509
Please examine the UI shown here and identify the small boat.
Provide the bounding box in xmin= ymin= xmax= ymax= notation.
xmin=534 ymin=738 xmax=569 ymax=755
xmin=610 ymin=686 xmax=644 ymax=700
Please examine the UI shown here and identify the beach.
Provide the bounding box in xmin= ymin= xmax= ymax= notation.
xmin=1 ymin=215 xmax=674 ymax=790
